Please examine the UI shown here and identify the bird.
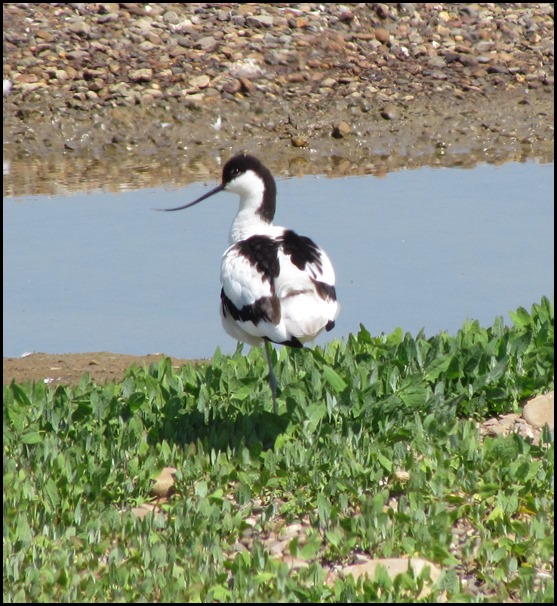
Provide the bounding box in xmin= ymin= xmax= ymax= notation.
xmin=159 ymin=153 xmax=338 ymax=413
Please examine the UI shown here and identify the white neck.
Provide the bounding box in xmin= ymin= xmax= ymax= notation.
xmin=226 ymin=171 xmax=273 ymax=244
xmin=230 ymin=207 xmax=272 ymax=244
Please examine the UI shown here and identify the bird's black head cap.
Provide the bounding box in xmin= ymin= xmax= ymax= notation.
xmin=222 ymin=153 xmax=277 ymax=222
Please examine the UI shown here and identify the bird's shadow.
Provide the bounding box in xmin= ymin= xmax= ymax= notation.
xmin=136 ymin=351 xmax=301 ymax=453
xmin=146 ymin=399 xmax=291 ymax=452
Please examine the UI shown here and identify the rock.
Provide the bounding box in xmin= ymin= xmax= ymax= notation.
xmin=222 ymin=79 xmax=241 ymax=94
xmin=268 ymin=540 xmax=288 ymax=555
xmin=35 ymin=30 xmax=55 ymax=42
xmin=381 ymin=103 xmax=400 ymax=120
xmin=143 ymin=88 xmax=163 ymax=99
xmin=375 ymin=4 xmax=391 ymax=19
xmin=334 ymin=557 xmax=441 ymax=598
xmin=480 ymin=393 xmax=554 ymax=445
xmin=138 ymin=41 xmax=156 ymax=52
xmin=131 ymin=503 xmax=157 ymax=519
xmin=195 ymin=36 xmax=219 ymax=52
xmin=332 ymin=121 xmax=351 ymax=138
xmin=66 ymin=50 xmax=90 ymax=61
xmin=189 ymin=74 xmax=211 ymax=89
xmin=291 ymin=135 xmax=309 ymax=148
xmin=19 ymin=82 xmax=46 ymax=94
xmin=163 ymin=10 xmax=181 ymax=25
xmin=67 ymin=20 xmax=92 ymax=36
xmin=278 ymin=522 xmax=304 ymax=540
xmin=150 ymin=466 xmax=177 ymax=497
xmin=522 ymin=391 xmax=554 ymax=430
xmin=290 ymin=16 xmax=309 ymax=28
xmin=482 ymin=413 xmax=521 ymax=437
xmin=375 ymin=28 xmax=390 ymax=44
xmin=246 ymin=15 xmax=274 ymax=28
xmin=238 ymin=76 xmax=256 ymax=94
xmin=128 ymin=68 xmax=153 ymax=82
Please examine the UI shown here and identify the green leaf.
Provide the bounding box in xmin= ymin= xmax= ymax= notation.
xmin=21 ymin=431 xmax=42 ymax=444
xmin=509 ymin=306 xmax=531 ymax=329
xmin=323 ymin=365 xmax=347 ymax=393
xmin=44 ymin=478 xmax=60 ymax=509
xmin=195 ymin=480 xmax=208 ymax=498
xmin=377 ymin=453 xmax=393 ymax=473
xmin=210 ymin=585 xmax=231 ymax=601
xmin=231 ymin=383 xmax=255 ymax=401
xmin=299 ymin=534 xmax=322 ymax=560
xmin=11 ymin=383 xmax=31 ymax=407
xmin=15 ymin=515 xmax=33 ymax=544
xmin=305 ymin=402 xmax=326 ymax=432
xmin=424 ymin=355 xmax=452 ymax=382
xmin=387 ymin=326 xmax=404 ymax=346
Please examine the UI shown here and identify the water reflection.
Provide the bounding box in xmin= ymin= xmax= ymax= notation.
xmin=3 ymin=142 xmax=553 ymax=200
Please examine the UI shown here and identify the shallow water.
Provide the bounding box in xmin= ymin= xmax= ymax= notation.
xmin=3 ymin=160 xmax=554 ymax=359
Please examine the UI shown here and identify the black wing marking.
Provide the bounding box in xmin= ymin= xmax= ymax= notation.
xmin=235 ymin=235 xmax=280 ymax=283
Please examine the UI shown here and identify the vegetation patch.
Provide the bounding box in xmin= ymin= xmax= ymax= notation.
xmin=4 ymin=297 xmax=554 ymax=602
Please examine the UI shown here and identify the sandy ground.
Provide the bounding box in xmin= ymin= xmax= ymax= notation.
xmin=2 ymin=352 xmax=196 ymax=387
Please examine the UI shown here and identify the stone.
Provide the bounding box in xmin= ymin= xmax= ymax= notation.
xmin=150 ymin=467 xmax=177 ymax=497
xmin=190 ymin=74 xmax=211 ymax=89
xmin=381 ymin=103 xmax=400 ymax=120
xmin=246 ymin=15 xmax=274 ymax=28
xmin=195 ymin=36 xmax=219 ymax=52
xmin=522 ymin=391 xmax=554 ymax=430
xmin=332 ymin=121 xmax=351 ymax=138
xmin=128 ymin=68 xmax=153 ymax=82
xmin=335 ymin=557 xmax=441 ymax=598
xmin=375 ymin=28 xmax=390 ymax=44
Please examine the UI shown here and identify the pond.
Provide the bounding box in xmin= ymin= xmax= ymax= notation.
xmin=3 ymin=160 xmax=554 ymax=359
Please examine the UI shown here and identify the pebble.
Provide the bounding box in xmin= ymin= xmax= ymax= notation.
xmin=291 ymin=135 xmax=309 ymax=148
xmin=128 ymin=68 xmax=153 ymax=83
xmin=195 ymin=36 xmax=219 ymax=52
xmin=375 ymin=28 xmax=390 ymax=44
xmin=189 ymin=74 xmax=211 ymax=89
xmin=332 ymin=121 xmax=351 ymax=138
xmin=381 ymin=104 xmax=400 ymax=120
xmin=3 ymin=3 xmax=552 ymax=116
xmin=246 ymin=15 xmax=275 ymax=28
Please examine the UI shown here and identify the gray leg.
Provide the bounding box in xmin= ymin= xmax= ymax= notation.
xmin=264 ymin=341 xmax=278 ymax=414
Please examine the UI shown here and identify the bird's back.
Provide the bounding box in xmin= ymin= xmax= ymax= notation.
xmin=220 ymin=228 xmax=338 ymax=348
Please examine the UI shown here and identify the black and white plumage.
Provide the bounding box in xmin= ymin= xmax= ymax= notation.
xmin=161 ymin=153 xmax=338 ymax=412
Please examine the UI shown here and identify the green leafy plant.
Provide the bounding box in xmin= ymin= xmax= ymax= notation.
xmin=3 ymin=298 xmax=554 ymax=602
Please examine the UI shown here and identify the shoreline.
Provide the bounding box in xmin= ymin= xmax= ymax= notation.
xmin=3 ymin=3 xmax=554 ymax=198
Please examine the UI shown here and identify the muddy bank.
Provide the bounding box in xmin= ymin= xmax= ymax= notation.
xmin=2 ymin=351 xmax=193 ymax=386
xmin=3 ymin=3 xmax=554 ymax=198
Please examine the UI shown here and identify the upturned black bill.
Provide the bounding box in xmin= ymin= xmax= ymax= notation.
xmin=157 ymin=184 xmax=224 ymax=211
